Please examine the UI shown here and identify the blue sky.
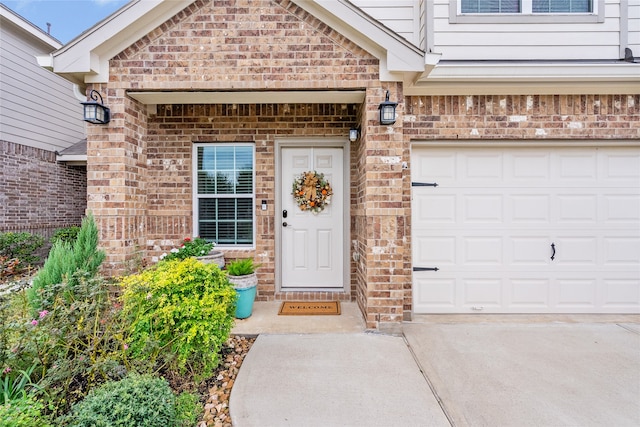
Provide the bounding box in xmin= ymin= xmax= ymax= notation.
xmin=2 ymin=0 xmax=129 ymax=44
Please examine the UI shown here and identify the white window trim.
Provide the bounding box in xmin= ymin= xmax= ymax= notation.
xmin=450 ymin=0 xmax=605 ymax=23
xmin=192 ymin=142 xmax=256 ymax=249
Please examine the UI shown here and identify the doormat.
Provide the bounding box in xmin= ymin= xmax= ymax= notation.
xmin=278 ymin=301 xmax=341 ymax=316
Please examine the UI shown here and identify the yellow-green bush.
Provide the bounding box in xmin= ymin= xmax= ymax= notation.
xmin=120 ymin=258 xmax=236 ymax=379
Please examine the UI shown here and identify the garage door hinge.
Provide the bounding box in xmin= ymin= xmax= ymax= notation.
xmin=413 ymin=267 xmax=439 ymax=272
xmin=411 ymin=182 xmax=438 ymax=187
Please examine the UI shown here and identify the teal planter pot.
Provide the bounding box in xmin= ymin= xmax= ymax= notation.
xmin=235 ymin=284 xmax=258 ymax=319
xmin=228 ymin=272 xmax=258 ymax=319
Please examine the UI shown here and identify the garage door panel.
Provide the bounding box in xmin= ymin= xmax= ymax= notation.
xmin=553 ymin=237 xmax=598 ymax=265
xmin=556 ymin=194 xmax=598 ymax=224
xmin=510 ymin=237 xmax=550 ymax=266
xmin=510 ymin=278 xmax=551 ymax=308
xmin=463 ymin=153 xmax=503 ymax=180
xmin=510 ymin=152 xmax=551 ymax=181
xmin=601 ymin=277 xmax=640 ymax=309
xmin=555 ymin=277 xmax=597 ymax=308
xmin=556 ymin=152 xmax=598 ymax=182
xmin=412 ymin=145 xmax=640 ymax=314
xmin=414 ymin=236 xmax=456 ymax=265
xmin=413 ymin=275 xmax=456 ymax=311
xmin=464 ymin=237 xmax=503 ymax=265
xmin=510 ymin=194 xmax=551 ymax=224
xmin=603 ymin=237 xmax=640 ymax=265
xmin=463 ymin=278 xmax=503 ymax=308
xmin=464 ymin=195 xmax=503 ymax=222
xmin=603 ymin=194 xmax=640 ymax=223
xmin=413 ymin=193 xmax=456 ymax=224
xmin=602 ymin=152 xmax=640 ymax=181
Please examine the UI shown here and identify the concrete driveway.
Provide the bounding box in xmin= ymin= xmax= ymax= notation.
xmin=404 ymin=321 xmax=640 ymax=427
xmin=231 ymin=312 xmax=640 ymax=426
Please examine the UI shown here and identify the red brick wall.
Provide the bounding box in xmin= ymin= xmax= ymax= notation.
xmin=0 ymin=140 xmax=86 ymax=237
xmin=400 ymin=93 xmax=640 ymax=318
xmin=145 ymin=103 xmax=359 ymax=301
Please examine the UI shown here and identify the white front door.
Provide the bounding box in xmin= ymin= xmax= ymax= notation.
xmin=281 ymin=147 xmax=344 ymax=288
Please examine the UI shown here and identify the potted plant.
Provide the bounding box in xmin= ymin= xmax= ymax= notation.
xmin=160 ymin=237 xmax=224 ymax=268
xmin=226 ymin=258 xmax=259 ymax=319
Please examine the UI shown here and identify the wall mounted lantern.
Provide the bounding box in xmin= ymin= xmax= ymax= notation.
xmin=349 ymin=127 xmax=359 ymax=142
xmin=378 ymin=90 xmax=397 ymax=125
xmin=81 ymin=90 xmax=110 ymax=124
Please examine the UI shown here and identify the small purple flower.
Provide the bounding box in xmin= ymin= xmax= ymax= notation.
xmin=31 ymin=319 xmax=38 ymax=326
xmin=3 ymin=367 xmax=11 ymax=374
xmin=39 ymin=310 xmax=49 ymax=319
xmin=123 ymin=344 xmax=129 ymax=350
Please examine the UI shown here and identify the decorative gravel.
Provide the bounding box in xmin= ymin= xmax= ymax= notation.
xmin=198 ymin=335 xmax=256 ymax=427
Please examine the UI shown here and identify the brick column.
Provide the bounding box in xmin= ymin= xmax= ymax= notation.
xmin=356 ymin=83 xmax=410 ymax=331
xmin=86 ymin=86 xmax=148 ymax=275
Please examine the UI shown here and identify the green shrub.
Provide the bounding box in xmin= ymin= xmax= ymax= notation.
xmin=175 ymin=391 xmax=203 ymax=427
xmin=1 ymin=364 xmax=41 ymax=404
xmin=50 ymin=226 xmax=80 ymax=246
xmin=0 ymin=232 xmax=44 ymax=269
xmin=0 ymin=394 xmax=52 ymax=427
xmin=226 ymin=257 xmax=260 ymax=276
xmin=28 ymin=213 xmax=105 ymax=312
xmin=161 ymin=237 xmax=214 ymax=262
xmin=1 ymin=275 xmax=128 ymax=418
xmin=64 ymin=374 xmax=175 ymax=427
xmin=120 ymin=258 xmax=236 ymax=379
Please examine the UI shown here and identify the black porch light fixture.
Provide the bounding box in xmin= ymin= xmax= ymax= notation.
xmin=81 ymin=90 xmax=110 ymax=124
xmin=378 ymin=90 xmax=397 ymax=125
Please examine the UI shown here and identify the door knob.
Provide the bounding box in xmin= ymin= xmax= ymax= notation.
xmin=283 ymin=222 xmax=288 ymax=227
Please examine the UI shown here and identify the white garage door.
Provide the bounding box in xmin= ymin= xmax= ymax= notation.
xmin=411 ymin=146 xmax=640 ymax=314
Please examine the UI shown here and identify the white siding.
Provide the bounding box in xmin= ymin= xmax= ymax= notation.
xmin=630 ymin=1 xmax=640 ymax=53
xmin=0 ymin=18 xmax=85 ymax=152
xmin=351 ymin=0 xmax=421 ymax=46
xmin=431 ymin=0 xmax=625 ymax=60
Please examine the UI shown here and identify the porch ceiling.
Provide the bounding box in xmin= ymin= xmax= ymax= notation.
xmin=127 ymin=90 xmax=366 ymax=105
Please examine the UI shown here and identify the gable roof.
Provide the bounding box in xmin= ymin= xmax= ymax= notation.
xmin=39 ymin=0 xmax=427 ymax=88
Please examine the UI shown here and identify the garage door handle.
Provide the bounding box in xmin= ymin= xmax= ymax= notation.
xmin=551 ymin=243 xmax=556 ymax=261
xmin=413 ymin=267 xmax=439 ymax=272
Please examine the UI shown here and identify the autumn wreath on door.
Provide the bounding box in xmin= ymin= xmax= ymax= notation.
xmin=292 ymin=170 xmax=333 ymax=214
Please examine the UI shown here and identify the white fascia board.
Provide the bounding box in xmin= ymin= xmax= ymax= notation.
xmin=56 ymin=154 xmax=87 ymax=165
xmin=0 ymin=4 xmax=62 ymax=49
xmin=50 ymin=0 xmax=190 ymax=83
xmin=407 ymin=62 xmax=640 ymax=95
xmin=421 ymin=62 xmax=640 ymax=82
xmin=292 ymin=0 xmax=424 ymax=78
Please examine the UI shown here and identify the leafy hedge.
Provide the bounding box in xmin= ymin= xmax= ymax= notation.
xmin=120 ymin=257 xmax=236 ymax=379
xmin=64 ymin=374 xmax=175 ymax=427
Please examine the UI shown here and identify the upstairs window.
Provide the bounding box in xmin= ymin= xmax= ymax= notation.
xmin=194 ymin=144 xmax=254 ymax=247
xmin=461 ymin=0 xmax=593 ymax=14
xmin=462 ymin=0 xmax=520 ymax=13
xmin=532 ymin=0 xmax=592 ymax=13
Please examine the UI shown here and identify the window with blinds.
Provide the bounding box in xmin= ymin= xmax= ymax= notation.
xmin=461 ymin=0 xmax=592 ymax=13
xmin=194 ymin=144 xmax=254 ymax=246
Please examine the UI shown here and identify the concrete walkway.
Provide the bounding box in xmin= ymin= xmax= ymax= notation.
xmin=230 ymin=306 xmax=640 ymax=426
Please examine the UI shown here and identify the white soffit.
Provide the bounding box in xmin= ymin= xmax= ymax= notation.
xmin=407 ymin=62 xmax=640 ymax=95
xmin=127 ymin=90 xmax=366 ymax=105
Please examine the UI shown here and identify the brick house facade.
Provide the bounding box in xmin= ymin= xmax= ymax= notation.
xmin=44 ymin=0 xmax=639 ymax=329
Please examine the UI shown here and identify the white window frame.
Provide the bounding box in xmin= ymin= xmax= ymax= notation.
xmin=451 ymin=0 xmax=604 ymax=23
xmin=192 ymin=142 xmax=256 ymax=249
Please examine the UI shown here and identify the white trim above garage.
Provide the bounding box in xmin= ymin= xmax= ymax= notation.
xmin=411 ymin=143 xmax=640 ymax=314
